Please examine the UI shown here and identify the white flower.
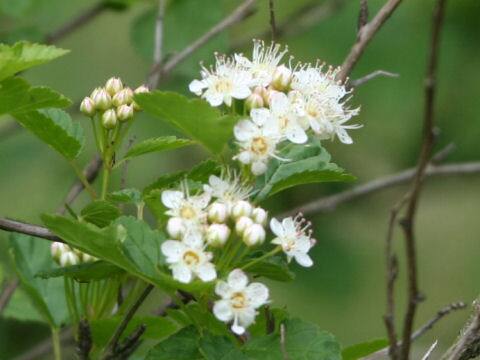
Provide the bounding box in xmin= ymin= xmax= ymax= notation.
xmin=243 ymin=223 xmax=266 ymax=246
xmin=291 ymin=64 xmax=346 ymax=100
xmin=234 ymin=40 xmax=288 ymax=87
xmin=203 ymin=170 xmax=253 ymax=212
xmin=213 ymin=269 xmax=269 ymax=335
xmin=269 ymin=91 xmax=308 ymax=144
xmin=233 ymin=108 xmax=282 ymax=175
xmin=161 ymin=186 xmax=211 ymax=233
xmin=206 ymin=223 xmax=231 ymax=247
xmin=189 ymin=54 xmax=252 ymax=107
xmin=161 ymin=233 xmax=216 ymax=283
xmin=270 ymin=216 xmax=315 ymax=267
xmin=166 ymin=217 xmax=186 ymax=239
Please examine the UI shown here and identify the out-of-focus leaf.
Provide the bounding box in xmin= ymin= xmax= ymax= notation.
xmin=80 ymin=200 xmax=121 ymax=228
xmin=342 ymin=338 xmax=388 ymax=360
xmin=146 ymin=326 xmax=202 ymax=360
xmin=248 ymin=307 xmax=288 ymax=337
xmin=13 ymin=108 xmax=85 ymax=160
xmin=36 ymin=261 xmax=124 ymax=282
xmin=2 ymin=287 xmax=44 ymax=323
xmin=0 ymin=77 xmax=71 ymax=115
xmin=199 ymin=332 xmax=248 ymax=360
xmin=243 ymin=254 xmax=295 ymax=282
xmin=135 ymin=91 xmax=238 ymax=154
xmin=108 ymin=188 xmax=142 ymax=204
xmin=9 ymin=233 xmax=68 ymax=328
xmin=0 ymin=0 xmax=33 ymax=18
xmin=0 ymin=42 xmax=68 ymax=81
xmin=120 ymin=136 xmax=194 ymax=164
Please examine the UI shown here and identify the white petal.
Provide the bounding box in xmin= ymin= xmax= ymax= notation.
xmin=251 ymin=161 xmax=267 ymax=175
xmin=231 ymin=84 xmax=251 ymax=100
xmin=171 ymin=264 xmax=193 ymax=283
xmin=213 ymin=300 xmax=234 ymax=322
xmin=250 ymin=108 xmax=271 ymax=127
xmin=231 ymin=318 xmax=246 ymax=335
xmin=282 ymin=217 xmax=296 ymax=234
xmin=269 ymin=218 xmax=284 ymax=237
xmin=205 ymin=92 xmax=224 ymax=107
xmin=295 ymin=236 xmax=312 ymax=253
xmin=234 ymin=120 xmax=256 ymax=142
xmin=236 ymin=151 xmax=252 ymax=165
xmin=294 ymin=252 xmax=313 ymax=267
xmin=286 ymin=126 xmax=308 ymax=144
xmin=196 ymin=262 xmax=217 ymax=282
xmin=183 ymin=232 xmax=203 ymax=248
xmin=189 ymin=79 xmax=206 ymax=95
xmin=215 ymin=280 xmax=231 ymax=298
xmin=161 ymin=240 xmax=184 ymax=262
xmin=270 ymin=91 xmax=289 ymax=114
xmin=246 ymin=283 xmax=269 ymax=308
xmin=336 ymin=127 xmax=353 ymax=144
xmin=237 ymin=307 xmax=256 ymax=330
xmin=194 ymin=192 xmax=211 ymax=209
xmin=161 ymin=190 xmax=183 ymax=209
xmin=227 ymin=269 xmax=248 ymax=291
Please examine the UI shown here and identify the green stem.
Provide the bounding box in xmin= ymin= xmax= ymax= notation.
xmin=51 ymin=327 xmax=62 ymax=360
xmin=221 ymin=239 xmax=244 ymax=271
xmin=91 ymin=117 xmax=103 ymax=153
xmin=241 ymin=247 xmax=282 ymax=270
xmin=137 ymin=202 xmax=145 ymax=220
xmin=70 ymin=160 xmax=97 ymax=199
xmin=100 ymin=164 xmax=110 ymax=200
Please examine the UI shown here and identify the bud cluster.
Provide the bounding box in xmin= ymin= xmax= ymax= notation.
xmin=80 ymin=77 xmax=149 ymax=130
xmin=50 ymin=242 xmax=96 ymax=267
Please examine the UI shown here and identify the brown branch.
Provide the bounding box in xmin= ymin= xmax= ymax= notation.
xmin=338 ymin=0 xmax=403 ymax=82
xmin=358 ymin=0 xmax=369 ymax=31
xmin=280 ymin=323 xmax=289 ymax=360
xmin=45 ymin=2 xmax=108 ymax=44
xmin=0 ymin=279 xmax=19 ymax=314
xmin=398 ymin=1 xmax=447 ymax=358
xmin=146 ymin=0 xmax=167 ymax=90
xmin=350 ymin=69 xmax=399 ymax=87
xmin=148 ymin=0 xmax=257 ymax=86
xmin=0 ymin=218 xmax=61 ymax=242
xmin=269 ymin=0 xmax=277 ymax=41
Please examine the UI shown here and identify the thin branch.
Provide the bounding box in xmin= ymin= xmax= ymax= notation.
xmin=269 ymin=0 xmax=277 ymax=41
xmin=280 ymin=323 xmax=289 ymax=360
xmin=358 ymin=0 xmax=369 ymax=31
xmin=338 ymin=0 xmax=403 ymax=82
xmin=350 ymin=69 xmax=399 ymax=87
xmin=45 ymin=2 xmax=108 ymax=44
xmin=399 ymin=1 xmax=447 ymax=358
xmin=0 ymin=218 xmax=60 ymax=242
xmin=147 ymin=0 xmax=167 ymax=90
xmin=0 ymin=279 xmax=19 ymax=314
xmin=148 ymin=0 xmax=257 ymax=86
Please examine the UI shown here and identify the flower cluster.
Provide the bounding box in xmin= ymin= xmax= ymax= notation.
xmin=80 ymin=77 xmax=149 ymax=129
xmin=159 ymin=170 xmax=316 ymax=334
xmin=50 ymin=242 xmax=96 ymax=267
xmin=189 ymin=40 xmax=361 ymax=175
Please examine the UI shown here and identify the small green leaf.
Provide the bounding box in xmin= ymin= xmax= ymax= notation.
xmin=199 ymin=332 xmax=248 ymax=360
xmin=107 ymin=188 xmax=142 ymax=204
xmin=2 ymin=287 xmax=44 ymax=323
xmin=36 ymin=261 xmax=124 ymax=282
xmin=120 ymin=136 xmax=194 ymax=163
xmin=146 ymin=326 xmax=202 ymax=360
xmin=13 ymin=108 xmax=85 ymax=160
xmin=80 ymin=200 xmax=121 ymax=228
xmin=0 ymin=42 xmax=69 ymax=81
xmin=9 ymin=233 xmax=69 ymax=328
xmin=0 ymin=77 xmax=71 ymax=115
xmin=135 ymin=91 xmax=238 ymax=154
xmin=243 ymin=255 xmax=295 ymax=282
xmin=342 ymin=338 xmax=388 ymax=360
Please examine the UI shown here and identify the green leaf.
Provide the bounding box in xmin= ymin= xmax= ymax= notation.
xmin=0 ymin=77 xmax=71 ymax=115
xmin=120 ymin=136 xmax=194 ymax=164
xmin=146 ymin=326 xmax=202 ymax=360
xmin=0 ymin=42 xmax=68 ymax=81
xmin=2 ymin=287 xmax=44 ymax=323
xmin=342 ymin=338 xmax=388 ymax=360
xmin=199 ymin=332 xmax=248 ymax=360
xmin=0 ymin=0 xmax=33 ymax=18
xmin=108 ymin=188 xmax=142 ymax=204
xmin=135 ymin=91 xmax=238 ymax=154
xmin=36 ymin=261 xmax=124 ymax=282
xmin=9 ymin=233 xmax=68 ymax=328
xmin=243 ymin=318 xmax=341 ymax=360
xmin=13 ymin=108 xmax=84 ymax=160
xmin=255 ymin=140 xmax=355 ymax=202
xmin=243 ymin=255 xmax=295 ymax=282
xmin=80 ymin=200 xmax=121 ymax=228
xmin=248 ymin=307 xmax=288 ymax=337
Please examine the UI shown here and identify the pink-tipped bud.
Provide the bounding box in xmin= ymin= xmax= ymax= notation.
xmin=245 ymin=93 xmax=264 ymax=110
xmin=101 ymin=109 xmax=117 ymax=129
xmin=235 ymin=216 xmax=253 ymax=235
xmin=92 ymin=88 xmax=112 ymax=110
xmin=80 ymin=97 xmax=96 ymax=117
xmin=243 ymin=223 xmax=266 ymax=246
xmin=105 ymin=77 xmax=123 ymax=96
xmin=134 ymin=85 xmax=149 ymax=94
xmin=206 ymin=223 xmax=231 ymax=247
xmin=112 ymin=88 xmax=134 ymax=107
xmin=271 ymin=65 xmax=292 ymax=91
xmin=116 ymin=104 xmax=134 ymax=122
xmin=231 ymin=200 xmax=253 ymax=219
xmin=208 ymin=202 xmax=228 ymax=223
xmin=252 ymin=207 xmax=268 ymax=226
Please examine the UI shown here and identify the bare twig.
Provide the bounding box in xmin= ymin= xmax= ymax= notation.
xmin=269 ymin=0 xmax=277 ymax=41
xmin=338 ymin=0 xmax=403 ymax=82
xmin=45 ymin=2 xmax=107 ymax=44
xmin=422 ymin=341 xmax=438 ymax=360
xmin=280 ymin=323 xmax=289 ymax=360
xmin=0 ymin=279 xmax=19 ymax=314
xmin=350 ymin=69 xmax=399 ymax=87
xmin=0 ymin=218 xmax=60 ymax=242
xmin=358 ymin=0 xmax=369 ymax=31
xmin=147 ymin=0 xmax=167 ymax=90
xmin=148 ymin=0 xmax=257 ymax=86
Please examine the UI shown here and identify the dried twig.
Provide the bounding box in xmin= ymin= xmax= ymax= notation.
xmin=358 ymin=0 xmax=369 ymax=31
xmin=147 ymin=0 xmax=167 ymax=90
xmin=269 ymin=0 xmax=277 ymax=41
xmin=280 ymin=323 xmax=289 ymax=360
xmin=350 ymin=69 xmax=399 ymax=87
xmin=0 ymin=279 xmax=19 ymax=314
xmin=338 ymin=0 xmax=403 ymax=82
xmin=0 ymin=218 xmax=60 ymax=242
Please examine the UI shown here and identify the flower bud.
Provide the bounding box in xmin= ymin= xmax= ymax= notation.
xmin=254 ymin=86 xmax=270 ymax=106
xmin=60 ymin=251 xmax=80 ymax=267
xmin=245 ymin=93 xmax=264 ymax=110
xmin=271 ymin=65 xmax=292 ymax=91
xmin=208 ymin=202 xmax=228 ymax=223
xmin=167 ymin=217 xmax=185 ymax=239
xmin=134 ymin=85 xmax=149 ymax=94
xmin=116 ymin=104 xmax=134 ymax=122
xmin=51 ymin=242 xmax=67 ymax=263
xmin=112 ymin=88 xmax=134 ymax=107
xmin=252 ymin=207 xmax=268 ymax=225
xmin=80 ymin=97 xmax=96 ymax=117
xmin=102 ymin=109 xmax=117 ymax=130
xmin=243 ymin=223 xmax=266 ymax=246
xmin=235 ymin=216 xmax=253 ymax=235
xmin=105 ymin=77 xmax=123 ymax=96
xmin=82 ymin=253 xmax=97 ymax=263
xmin=92 ymin=88 xmax=112 ymax=110
xmin=231 ymin=200 xmax=253 ymax=219
xmin=206 ymin=223 xmax=231 ymax=247
xmin=90 ymin=87 xmax=101 ymax=99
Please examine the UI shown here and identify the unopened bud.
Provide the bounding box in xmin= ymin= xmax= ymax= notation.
xmin=80 ymin=97 xmax=96 ymax=117
xmin=254 ymin=86 xmax=270 ymax=107
xmin=116 ymin=104 xmax=134 ymax=122
xmin=243 ymin=223 xmax=266 ymax=246
xmin=112 ymin=88 xmax=134 ymax=107
xmin=134 ymin=85 xmax=149 ymax=94
xmin=60 ymin=251 xmax=80 ymax=267
xmin=93 ymin=88 xmax=112 ymax=110
xmin=167 ymin=217 xmax=185 ymax=239
xmin=206 ymin=223 xmax=230 ymax=247
xmin=231 ymin=200 xmax=253 ymax=219
xmin=252 ymin=207 xmax=268 ymax=225
xmin=102 ymin=109 xmax=117 ymax=129
xmin=271 ymin=65 xmax=292 ymax=91
xmin=245 ymin=93 xmax=264 ymax=110
xmin=82 ymin=253 xmax=96 ymax=263
xmin=105 ymin=77 xmax=123 ymax=96
xmin=51 ymin=242 xmax=67 ymax=262
xmin=208 ymin=202 xmax=228 ymax=223
xmin=235 ymin=216 xmax=253 ymax=235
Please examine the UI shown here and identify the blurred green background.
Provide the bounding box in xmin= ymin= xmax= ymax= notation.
xmin=0 ymin=0 xmax=479 ymax=358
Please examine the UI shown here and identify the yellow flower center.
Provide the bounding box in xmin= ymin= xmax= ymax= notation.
xmin=183 ymin=250 xmax=200 ymax=266
xmin=231 ymin=292 xmax=247 ymax=309
xmin=278 ymin=116 xmax=289 ymax=130
xmin=180 ymin=205 xmax=196 ymax=219
xmin=214 ymin=79 xmax=233 ymax=93
xmin=251 ymin=137 xmax=268 ymax=155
